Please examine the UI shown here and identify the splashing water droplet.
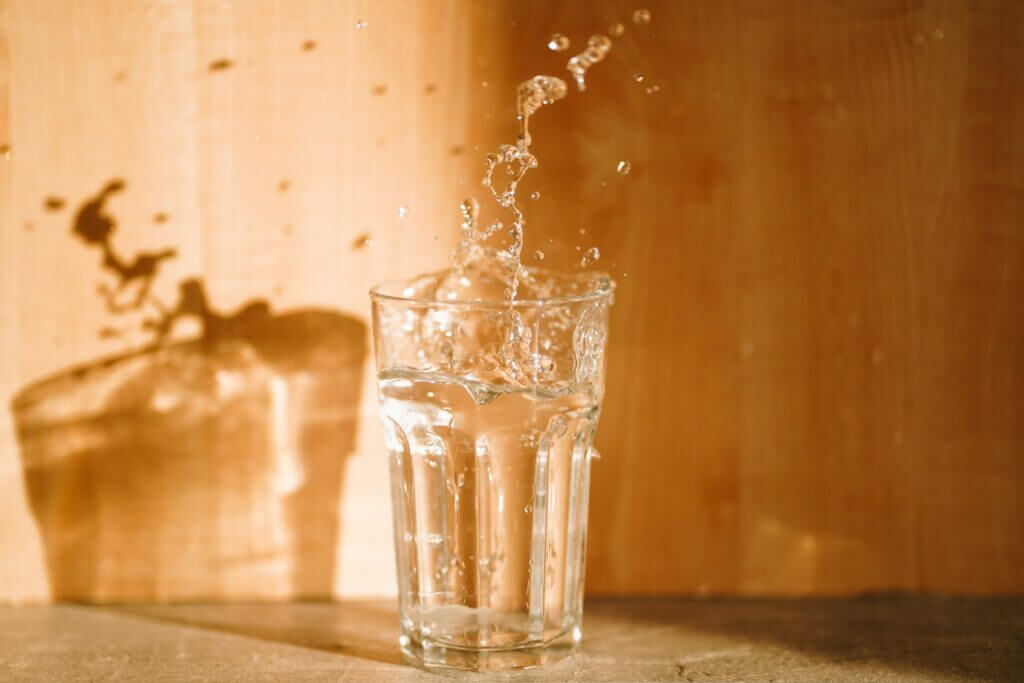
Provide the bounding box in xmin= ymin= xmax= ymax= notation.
xmin=580 ymin=247 xmax=600 ymax=267
xmin=459 ymin=197 xmax=480 ymax=235
xmin=530 ymin=191 xmax=540 ymax=200
xmin=579 ymin=228 xmax=587 ymax=235
xmin=609 ymin=22 xmax=625 ymax=37
xmin=616 ymin=159 xmax=632 ymax=175
xmin=397 ymin=205 xmax=408 ymax=219
xmin=355 ymin=19 xmax=367 ymax=29
xmin=547 ymin=33 xmax=570 ymax=52
xmin=566 ymin=34 xmax=613 ymax=91
xmin=632 ymin=8 xmax=651 ymax=25
xmin=645 ymin=84 xmax=660 ymax=94
xmin=534 ymin=250 xmax=545 ymax=260
xmin=516 ymin=75 xmax=568 ymax=147
xmin=634 ymin=73 xmax=645 ymax=82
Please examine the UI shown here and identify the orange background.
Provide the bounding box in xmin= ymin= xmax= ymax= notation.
xmin=1 ymin=0 xmax=1021 ymax=602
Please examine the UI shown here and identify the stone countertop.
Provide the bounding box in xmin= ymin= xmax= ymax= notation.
xmin=1 ymin=597 xmax=1021 ymax=681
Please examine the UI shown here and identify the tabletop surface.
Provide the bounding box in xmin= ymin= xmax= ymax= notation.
xmin=1 ymin=597 xmax=1021 ymax=681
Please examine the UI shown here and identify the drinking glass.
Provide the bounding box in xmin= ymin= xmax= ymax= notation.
xmin=370 ymin=277 xmax=613 ymax=670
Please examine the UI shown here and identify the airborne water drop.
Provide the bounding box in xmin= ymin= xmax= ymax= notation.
xmin=632 ymin=8 xmax=651 ymax=25
xmin=580 ymin=247 xmax=600 ymax=267
xmin=616 ymin=159 xmax=632 ymax=175
xmin=547 ymin=33 xmax=570 ymax=52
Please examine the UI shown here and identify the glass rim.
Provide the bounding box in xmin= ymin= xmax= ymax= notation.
xmin=369 ymin=273 xmax=616 ymax=310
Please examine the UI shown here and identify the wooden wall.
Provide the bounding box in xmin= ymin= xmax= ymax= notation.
xmin=1 ymin=0 xmax=1021 ymax=602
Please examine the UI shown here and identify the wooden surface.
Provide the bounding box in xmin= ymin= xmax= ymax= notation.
xmin=1 ymin=0 xmax=1022 ymax=602
xmin=1 ymin=598 xmax=1022 ymax=681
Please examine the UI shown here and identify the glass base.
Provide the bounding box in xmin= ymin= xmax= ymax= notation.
xmin=399 ymin=626 xmax=582 ymax=672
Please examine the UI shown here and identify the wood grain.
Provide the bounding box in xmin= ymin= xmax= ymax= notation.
xmin=494 ymin=0 xmax=1023 ymax=595
xmin=1 ymin=0 xmax=1022 ymax=601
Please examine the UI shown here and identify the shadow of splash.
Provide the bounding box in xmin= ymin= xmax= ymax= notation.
xmin=10 ymin=179 xmax=368 ymax=602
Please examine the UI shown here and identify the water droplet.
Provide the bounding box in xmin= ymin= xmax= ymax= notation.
xmin=481 ymin=80 xmax=489 ymax=88
xmin=534 ymin=250 xmax=545 ymax=260
xmin=932 ymin=28 xmax=945 ymax=41
xmin=580 ymin=247 xmax=600 ymax=267
xmin=567 ymin=34 xmax=613 ymax=91
xmin=523 ymin=505 xmax=532 ymax=513
xmin=352 ymin=233 xmax=373 ymax=249
xmin=530 ymin=191 xmax=540 ymax=200
xmin=397 ymin=204 xmax=408 ymax=219
xmin=645 ymin=84 xmax=661 ymax=94
xmin=634 ymin=73 xmax=645 ymax=82
xmin=616 ymin=159 xmax=632 ymax=175
xmin=579 ymin=228 xmax=587 ymax=235
xmin=548 ymin=33 xmax=570 ymax=52
xmin=0 ymin=145 xmax=10 ymax=161
xmin=427 ymin=533 xmax=444 ymax=545
xmin=632 ymin=8 xmax=651 ymax=25
xmin=609 ymin=22 xmax=625 ymax=37
xmin=460 ymin=197 xmax=479 ymax=228
xmin=355 ymin=19 xmax=367 ymax=29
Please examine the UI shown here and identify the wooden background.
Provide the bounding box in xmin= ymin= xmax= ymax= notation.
xmin=0 ymin=0 xmax=1021 ymax=603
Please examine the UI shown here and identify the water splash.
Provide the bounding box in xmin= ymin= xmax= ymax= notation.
xmin=438 ymin=27 xmax=623 ymax=382
xmin=515 ymin=75 xmax=569 ymax=148
xmin=566 ymin=35 xmax=612 ymax=91
xmin=580 ymin=247 xmax=600 ymax=267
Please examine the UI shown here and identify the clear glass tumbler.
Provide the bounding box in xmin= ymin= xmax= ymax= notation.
xmin=370 ymin=276 xmax=614 ymax=670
